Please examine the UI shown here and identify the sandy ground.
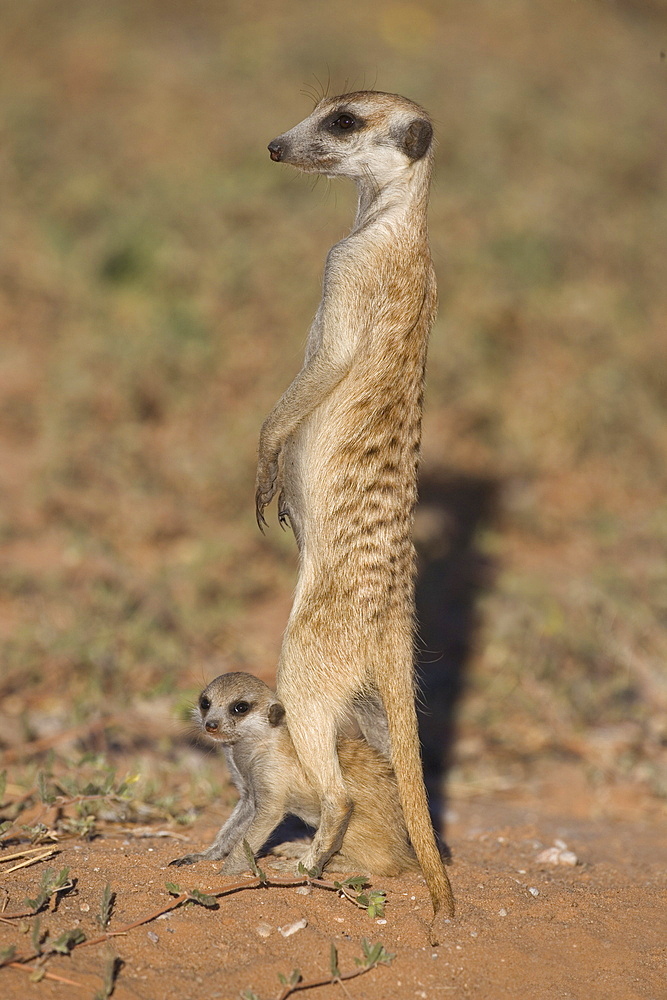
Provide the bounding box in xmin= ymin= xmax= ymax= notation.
xmin=1 ymin=764 xmax=664 ymax=1000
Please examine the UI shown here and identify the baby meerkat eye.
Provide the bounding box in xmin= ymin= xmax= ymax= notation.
xmin=199 ymin=695 xmax=211 ymax=713
xmin=230 ymin=700 xmax=250 ymax=715
xmin=334 ymin=114 xmax=356 ymax=129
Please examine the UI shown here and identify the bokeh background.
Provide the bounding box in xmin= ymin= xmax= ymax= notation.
xmin=1 ymin=0 xmax=665 ymax=821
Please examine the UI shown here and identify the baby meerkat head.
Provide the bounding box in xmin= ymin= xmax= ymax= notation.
xmin=195 ymin=672 xmax=285 ymax=745
xmin=267 ymin=91 xmax=433 ymax=182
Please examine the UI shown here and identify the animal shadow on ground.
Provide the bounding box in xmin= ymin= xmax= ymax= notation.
xmin=414 ymin=469 xmax=499 ymax=838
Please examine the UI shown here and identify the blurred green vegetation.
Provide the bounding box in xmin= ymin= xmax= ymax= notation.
xmin=0 ymin=0 xmax=665 ymax=795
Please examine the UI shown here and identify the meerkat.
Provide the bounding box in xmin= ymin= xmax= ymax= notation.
xmin=255 ymin=91 xmax=455 ymax=926
xmin=170 ymin=672 xmax=418 ymax=876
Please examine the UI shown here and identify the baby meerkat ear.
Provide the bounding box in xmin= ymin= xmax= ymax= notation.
xmin=401 ymin=118 xmax=433 ymax=161
xmin=268 ymin=701 xmax=286 ymax=727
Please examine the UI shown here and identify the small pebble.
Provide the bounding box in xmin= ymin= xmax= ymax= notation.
xmin=255 ymin=923 xmax=272 ymax=939
xmin=147 ymin=931 xmax=159 ymax=943
xmin=498 ymin=908 xmax=508 ymax=917
xmin=376 ymin=918 xmax=387 ymax=925
xmin=536 ymin=844 xmax=579 ymax=867
xmin=528 ymin=887 xmax=539 ymax=897
xmin=79 ymin=903 xmax=90 ymax=913
xmin=295 ymin=885 xmax=312 ymax=896
xmin=279 ymin=918 xmax=307 ymax=938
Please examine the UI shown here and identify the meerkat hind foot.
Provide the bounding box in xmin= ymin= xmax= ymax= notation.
xmin=269 ymin=839 xmax=312 ymax=861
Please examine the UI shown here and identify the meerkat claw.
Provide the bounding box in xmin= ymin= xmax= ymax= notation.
xmin=255 ymin=500 xmax=268 ymax=532
xmin=168 ymin=854 xmax=199 ymax=867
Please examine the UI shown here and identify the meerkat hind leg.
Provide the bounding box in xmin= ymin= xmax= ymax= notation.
xmin=269 ymin=839 xmax=311 ymax=860
xmin=284 ymin=712 xmax=353 ymax=874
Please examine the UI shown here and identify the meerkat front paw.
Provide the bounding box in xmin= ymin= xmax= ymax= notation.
xmin=255 ymin=455 xmax=280 ymax=528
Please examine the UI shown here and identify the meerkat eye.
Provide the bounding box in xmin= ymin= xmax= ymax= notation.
xmin=333 ymin=113 xmax=356 ymax=130
xmin=230 ymin=700 xmax=250 ymax=715
xmin=199 ymin=695 xmax=211 ymax=713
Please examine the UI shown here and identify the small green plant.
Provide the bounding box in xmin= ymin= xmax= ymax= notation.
xmin=165 ymin=882 xmax=217 ymax=908
xmin=277 ymin=969 xmax=301 ymax=988
xmin=37 ymin=771 xmax=56 ymax=806
xmin=242 ymin=939 xmax=395 ymax=999
xmin=97 ymin=882 xmax=115 ymax=929
xmin=94 ymin=954 xmax=123 ymax=1000
xmin=244 ymin=839 xmax=267 ymax=882
xmin=356 ymin=938 xmax=395 ymax=968
xmin=31 ymin=916 xmax=45 ymax=954
xmin=50 ymin=927 xmax=86 ymax=954
xmin=332 ymin=875 xmax=387 ymax=917
xmin=24 ymin=866 xmax=73 ymax=913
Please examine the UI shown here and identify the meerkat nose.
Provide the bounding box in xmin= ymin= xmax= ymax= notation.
xmin=205 ymin=720 xmax=219 ymax=734
xmin=268 ymin=140 xmax=283 ymax=162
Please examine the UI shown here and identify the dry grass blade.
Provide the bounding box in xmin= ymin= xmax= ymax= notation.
xmin=6 ymin=962 xmax=84 ymax=987
xmin=0 ymin=846 xmax=58 ymax=864
xmin=3 ymin=850 xmax=57 ymax=874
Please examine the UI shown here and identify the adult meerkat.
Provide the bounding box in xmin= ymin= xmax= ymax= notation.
xmin=256 ymin=91 xmax=455 ymax=925
xmin=170 ymin=672 xmax=418 ymax=876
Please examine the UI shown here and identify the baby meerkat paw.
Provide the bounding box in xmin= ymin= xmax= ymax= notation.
xmin=168 ymin=853 xmax=202 ymax=867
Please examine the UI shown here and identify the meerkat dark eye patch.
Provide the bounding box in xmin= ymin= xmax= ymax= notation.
xmin=400 ymin=118 xmax=433 ymax=160
xmin=230 ymin=700 xmax=251 ymax=715
xmin=321 ymin=111 xmax=365 ymax=135
xmin=268 ymin=702 xmax=286 ymax=727
xmin=199 ymin=695 xmax=211 ymax=713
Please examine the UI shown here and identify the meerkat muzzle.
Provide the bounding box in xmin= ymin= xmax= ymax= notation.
xmin=268 ymin=141 xmax=283 ymax=161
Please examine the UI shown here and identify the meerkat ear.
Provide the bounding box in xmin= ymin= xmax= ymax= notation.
xmin=268 ymin=702 xmax=286 ymax=727
xmin=401 ymin=119 xmax=433 ymax=161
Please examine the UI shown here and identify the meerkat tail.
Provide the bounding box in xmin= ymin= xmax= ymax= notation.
xmin=380 ymin=672 xmax=455 ymax=921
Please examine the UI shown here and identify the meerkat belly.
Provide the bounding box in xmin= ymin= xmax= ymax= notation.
xmin=287 ymin=370 xmax=421 ymax=621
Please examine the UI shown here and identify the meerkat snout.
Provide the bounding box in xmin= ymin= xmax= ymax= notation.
xmin=268 ymin=140 xmax=283 ymax=161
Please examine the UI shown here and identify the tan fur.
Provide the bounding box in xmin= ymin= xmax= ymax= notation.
xmin=256 ymin=91 xmax=455 ymax=928
xmin=169 ymin=672 xmax=418 ymax=877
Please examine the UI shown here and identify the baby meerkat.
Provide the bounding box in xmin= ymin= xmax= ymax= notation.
xmin=256 ymin=91 xmax=455 ymax=925
xmin=170 ymin=672 xmax=418 ymax=876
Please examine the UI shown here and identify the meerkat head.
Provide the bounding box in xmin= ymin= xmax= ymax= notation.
xmin=267 ymin=91 xmax=433 ymax=184
xmin=195 ymin=672 xmax=285 ymax=746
